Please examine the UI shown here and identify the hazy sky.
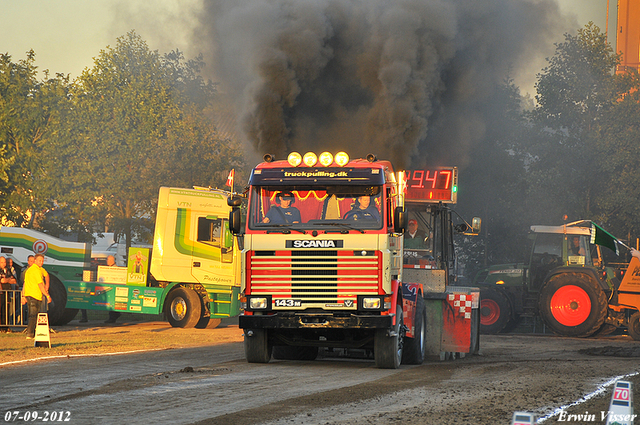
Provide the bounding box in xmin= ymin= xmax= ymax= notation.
xmin=1 ymin=0 xmax=614 ymax=86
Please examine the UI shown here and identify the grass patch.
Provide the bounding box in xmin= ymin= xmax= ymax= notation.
xmin=0 ymin=317 xmax=242 ymax=365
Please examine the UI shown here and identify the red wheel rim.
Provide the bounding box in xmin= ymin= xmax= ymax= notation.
xmin=481 ymin=299 xmax=500 ymax=326
xmin=550 ymin=285 xmax=591 ymax=326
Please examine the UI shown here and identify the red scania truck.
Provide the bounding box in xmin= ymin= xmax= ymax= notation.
xmin=228 ymin=152 xmax=480 ymax=368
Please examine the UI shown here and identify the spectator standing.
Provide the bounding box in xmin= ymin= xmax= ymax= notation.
xmin=19 ymin=255 xmax=35 ymax=288
xmin=21 ymin=254 xmax=51 ymax=339
xmin=0 ymin=256 xmax=18 ymax=331
xmin=7 ymin=258 xmax=19 ymax=287
xmin=18 ymin=255 xmax=35 ymax=326
xmin=39 ymin=259 xmax=50 ymax=313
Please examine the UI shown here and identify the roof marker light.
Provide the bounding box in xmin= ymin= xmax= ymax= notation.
xmin=288 ymin=152 xmax=302 ymax=167
xmin=319 ymin=151 xmax=333 ymax=166
xmin=335 ymin=151 xmax=349 ymax=166
xmin=303 ymin=152 xmax=318 ymax=167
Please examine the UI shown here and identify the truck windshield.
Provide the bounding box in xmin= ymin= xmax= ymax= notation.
xmin=248 ymin=186 xmax=383 ymax=231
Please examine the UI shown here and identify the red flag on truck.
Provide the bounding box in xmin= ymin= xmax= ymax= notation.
xmin=226 ymin=169 xmax=235 ymax=188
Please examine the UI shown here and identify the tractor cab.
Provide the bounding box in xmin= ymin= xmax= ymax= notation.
xmin=526 ymin=225 xmax=597 ymax=292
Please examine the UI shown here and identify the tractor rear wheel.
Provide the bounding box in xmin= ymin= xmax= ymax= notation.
xmin=479 ymin=289 xmax=512 ymax=334
xmin=538 ymin=273 xmax=607 ymax=337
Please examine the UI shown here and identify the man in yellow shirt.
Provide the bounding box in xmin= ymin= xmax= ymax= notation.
xmin=21 ymin=254 xmax=52 ymax=339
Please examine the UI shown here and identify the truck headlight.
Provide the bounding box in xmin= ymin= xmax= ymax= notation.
xmin=249 ymin=297 xmax=268 ymax=310
xmin=362 ymin=297 xmax=381 ymax=309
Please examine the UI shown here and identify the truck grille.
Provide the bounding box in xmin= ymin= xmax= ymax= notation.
xmin=247 ymin=250 xmax=382 ymax=309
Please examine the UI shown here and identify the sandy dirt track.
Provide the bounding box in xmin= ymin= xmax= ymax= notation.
xmin=2 ymin=320 xmax=640 ymax=424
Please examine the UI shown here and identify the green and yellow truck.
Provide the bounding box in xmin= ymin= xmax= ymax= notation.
xmin=0 ymin=187 xmax=241 ymax=328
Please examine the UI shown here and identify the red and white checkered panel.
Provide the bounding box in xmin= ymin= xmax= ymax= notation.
xmin=448 ymin=293 xmax=474 ymax=319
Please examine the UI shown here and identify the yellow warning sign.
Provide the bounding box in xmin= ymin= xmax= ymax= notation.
xmin=34 ymin=313 xmax=51 ymax=348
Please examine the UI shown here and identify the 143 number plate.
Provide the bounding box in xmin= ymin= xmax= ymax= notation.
xmin=274 ymin=299 xmax=302 ymax=307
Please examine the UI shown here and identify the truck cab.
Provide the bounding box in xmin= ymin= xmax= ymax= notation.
xmin=232 ymin=153 xmax=481 ymax=368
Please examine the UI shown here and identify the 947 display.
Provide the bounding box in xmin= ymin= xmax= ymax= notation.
xmin=4 ymin=411 xmax=71 ymax=422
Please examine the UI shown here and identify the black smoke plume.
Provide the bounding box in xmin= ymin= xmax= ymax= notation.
xmin=197 ymin=0 xmax=567 ymax=168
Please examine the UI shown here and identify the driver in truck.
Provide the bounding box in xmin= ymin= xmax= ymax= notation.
xmin=262 ymin=191 xmax=301 ymax=224
xmin=343 ymin=195 xmax=380 ymax=221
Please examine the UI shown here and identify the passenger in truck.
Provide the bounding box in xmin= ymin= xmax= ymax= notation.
xmin=404 ymin=219 xmax=427 ymax=249
xmin=343 ymin=196 xmax=380 ymax=221
xmin=263 ymin=192 xmax=301 ymax=224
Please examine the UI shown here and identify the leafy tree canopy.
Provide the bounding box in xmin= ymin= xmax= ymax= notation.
xmin=1 ymin=31 xmax=243 ymax=247
xmin=0 ymin=50 xmax=70 ymax=227
xmin=46 ymin=31 xmax=243 ymax=245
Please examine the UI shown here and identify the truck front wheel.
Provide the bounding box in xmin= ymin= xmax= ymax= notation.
xmin=539 ymin=273 xmax=607 ymax=337
xmin=374 ymin=308 xmax=404 ymax=369
xmin=479 ymin=289 xmax=512 ymax=334
xmin=402 ymin=296 xmax=426 ymax=365
xmin=244 ymin=329 xmax=272 ymax=363
xmin=165 ymin=287 xmax=202 ymax=328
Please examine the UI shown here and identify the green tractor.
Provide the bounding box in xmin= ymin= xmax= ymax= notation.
xmin=473 ymin=222 xmax=630 ymax=337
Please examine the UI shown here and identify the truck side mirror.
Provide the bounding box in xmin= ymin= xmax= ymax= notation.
xmin=229 ymin=209 xmax=242 ymax=235
xmin=393 ymin=207 xmax=406 ymax=234
xmin=227 ymin=196 xmax=242 ymax=207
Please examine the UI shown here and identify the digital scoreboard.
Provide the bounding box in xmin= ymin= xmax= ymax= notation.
xmin=403 ymin=167 xmax=457 ymax=203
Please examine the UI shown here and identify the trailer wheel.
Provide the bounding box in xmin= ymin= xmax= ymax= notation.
xmin=244 ymin=329 xmax=272 ymax=363
xmin=402 ymin=296 xmax=426 ymax=365
xmin=273 ymin=346 xmax=319 ymax=360
xmin=374 ymin=307 xmax=404 ymax=369
xmin=165 ymin=287 xmax=202 ymax=328
xmin=628 ymin=312 xmax=640 ymax=341
xmin=55 ymin=308 xmax=80 ymax=326
xmin=479 ymin=289 xmax=512 ymax=334
xmin=48 ymin=276 xmax=78 ymax=326
xmin=539 ymin=273 xmax=607 ymax=337
xmin=195 ymin=317 xmax=222 ymax=329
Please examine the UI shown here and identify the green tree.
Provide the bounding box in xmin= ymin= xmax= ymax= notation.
xmin=525 ymin=22 xmax=625 ymax=225
xmin=48 ymin=31 xmax=243 ymax=248
xmin=590 ymin=71 xmax=640 ymax=238
xmin=0 ymin=51 xmax=70 ymax=228
xmin=534 ymin=22 xmax=619 ymax=134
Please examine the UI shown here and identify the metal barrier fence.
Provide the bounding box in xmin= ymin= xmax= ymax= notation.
xmin=0 ymin=289 xmax=26 ymax=328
